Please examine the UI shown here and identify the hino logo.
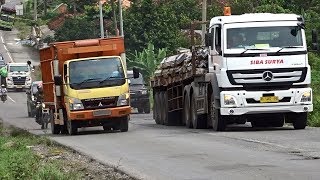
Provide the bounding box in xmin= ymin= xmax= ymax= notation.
xmin=98 ymin=102 xmax=103 ymax=107
xmin=262 ymin=71 xmax=273 ymax=82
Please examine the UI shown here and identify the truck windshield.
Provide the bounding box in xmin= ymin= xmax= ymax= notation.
xmin=9 ymin=66 xmax=29 ymax=72
xmin=69 ymin=57 xmax=125 ymax=90
xmin=227 ymin=26 xmax=303 ymax=49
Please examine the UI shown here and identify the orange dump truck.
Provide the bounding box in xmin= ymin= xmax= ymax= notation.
xmin=40 ymin=37 xmax=139 ymax=135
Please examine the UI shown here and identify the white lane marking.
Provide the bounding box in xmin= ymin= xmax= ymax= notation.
xmin=1 ymin=36 xmax=14 ymax=62
xmin=7 ymin=95 xmax=16 ymax=103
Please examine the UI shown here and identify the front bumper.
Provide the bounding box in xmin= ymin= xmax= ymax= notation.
xmin=6 ymin=82 xmax=31 ymax=89
xmin=220 ymin=88 xmax=313 ymax=115
xmin=68 ymin=106 xmax=131 ymax=120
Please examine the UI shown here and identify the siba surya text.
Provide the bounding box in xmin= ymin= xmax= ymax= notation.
xmin=250 ymin=59 xmax=284 ymax=65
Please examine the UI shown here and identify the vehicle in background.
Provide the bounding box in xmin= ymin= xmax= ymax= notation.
xmin=6 ymin=62 xmax=32 ymax=91
xmin=0 ymin=60 xmax=6 ymax=68
xmin=40 ymin=37 xmax=139 ymax=135
xmin=0 ymin=5 xmax=15 ymax=31
xmin=128 ymin=70 xmax=150 ymax=114
xmin=26 ymin=81 xmax=42 ymax=117
xmin=152 ymin=8 xmax=312 ymax=130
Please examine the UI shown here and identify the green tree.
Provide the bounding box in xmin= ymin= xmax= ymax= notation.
xmin=54 ymin=16 xmax=99 ymax=41
xmin=127 ymin=43 xmax=167 ymax=83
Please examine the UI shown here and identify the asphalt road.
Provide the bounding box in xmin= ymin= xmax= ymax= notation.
xmin=1 ymin=30 xmax=320 ymax=180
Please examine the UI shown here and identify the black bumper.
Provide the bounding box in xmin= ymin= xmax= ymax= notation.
xmin=130 ymin=97 xmax=149 ymax=108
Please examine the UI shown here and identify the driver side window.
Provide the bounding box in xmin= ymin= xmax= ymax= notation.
xmin=214 ymin=26 xmax=222 ymax=54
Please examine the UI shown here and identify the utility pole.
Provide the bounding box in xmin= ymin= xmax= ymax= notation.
xmin=111 ymin=0 xmax=118 ymax=36
xmin=34 ymin=0 xmax=37 ymax=21
xmin=119 ymin=0 xmax=124 ymax=36
xmin=99 ymin=0 xmax=104 ymax=38
xmin=201 ymin=0 xmax=207 ymax=45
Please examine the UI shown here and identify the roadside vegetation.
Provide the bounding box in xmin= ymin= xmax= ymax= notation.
xmin=0 ymin=120 xmax=133 ymax=179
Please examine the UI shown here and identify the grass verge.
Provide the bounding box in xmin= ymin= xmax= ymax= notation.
xmin=0 ymin=120 xmax=134 ymax=180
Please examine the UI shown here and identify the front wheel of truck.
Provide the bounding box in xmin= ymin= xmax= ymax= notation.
xmin=120 ymin=116 xmax=129 ymax=132
xmin=67 ymin=120 xmax=78 ymax=135
xmin=291 ymin=112 xmax=307 ymax=130
xmin=50 ymin=112 xmax=61 ymax=134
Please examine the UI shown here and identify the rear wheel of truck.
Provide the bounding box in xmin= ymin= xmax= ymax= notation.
xmin=67 ymin=120 xmax=78 ymax=135
xmin=184 ymin=93 xmax=192 ymax=128
xmin=144 ymin=103 xmax=151 ymax=114
xmin=291 ymin=112 xmax=307 ymax=130
xmin=154 ymin=92 xmax=161 ymax=124
xmin=209 ymin=94 xmax=226 ymax=131
xmin=191 ymin=93 xmax=206 ymax=129
xmin=50 ymin=111 xmax=61 ymax=134
xmin=138 ymin=107 xmax=143 ymax=113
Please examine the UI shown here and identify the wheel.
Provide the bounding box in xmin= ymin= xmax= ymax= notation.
xmin=144 ymin=102 xmax=151 ymax=114
xmin=50 ymin=112 xmax=61 ymax=134
xmin=209 ymin=93 xmax=226 ymax=131
xmin=103 ymin=126 xmax=111 ymax=131
xmin=67 ymin=120 xmax=78 ymax=135
xmin=120 ymin=116 xmax=129 ymax=132
xmin=161 ymin=91 xmax=168 ymax=125
xmin=270 ymin=115 xmax=285 ymax=127
xmin=184 ymin=93 xmax=192 ymax=128
xmin=291 ymin=112 xmax=307 ymax=130
xmin=138 ymin=107 xmax=143 ymax=113
xmin=190 ymin=93 xmax=206 ymax=129
xmin=154 ymin=92 xmax=161 ymax=124
xmin=27 ymin=103 xmax=32 ymax=117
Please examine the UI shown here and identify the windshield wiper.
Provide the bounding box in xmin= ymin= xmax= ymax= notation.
xmin=75 ymin=78 xmax=101 ymax=87
xmin=99 ymin=76 xmax=124 ymax=84
xmin=240 ymin=48 xmax=268 ymax=55
xmin=276 ymin=46 xmax=303 ymax=53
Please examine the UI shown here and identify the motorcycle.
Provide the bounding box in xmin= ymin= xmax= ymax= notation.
xmin=0 ymin=85 xmax=7 ymax=103
xmin=35 ymin=101 xmax=50 ymax=129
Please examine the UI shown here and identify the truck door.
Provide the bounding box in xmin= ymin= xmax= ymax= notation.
xmin=210 ymin=25 xmax=223 ymax=74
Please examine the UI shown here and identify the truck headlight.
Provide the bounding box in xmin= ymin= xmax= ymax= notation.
xmin=301 ymin=91 xmax=312 ymax=102
xmin=224 ymin=95 xmax=236 ymax=106
xmin=69 ymin=98 xmax=84 ymax=110
xmin=6 ymin=77 xmax=12 ymax=81
xmin=42 ymin=103 xmax=46 ymax=108
xmin=117 ymin=93 xmax=129 ymax=106
xmin=26 ymin=77 xmax=31 ymax=81
xmin=140 ymin=90 xmax=148 ymax=95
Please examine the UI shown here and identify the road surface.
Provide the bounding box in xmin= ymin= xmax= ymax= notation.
xmin=1 ymin=30 xmax=320 ymax=180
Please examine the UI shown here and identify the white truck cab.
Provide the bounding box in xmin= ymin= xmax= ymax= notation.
xmin=206 ymin=12 xmax=311 ymax=129
xmin=6 ymin=62 xmax=32 ymax=90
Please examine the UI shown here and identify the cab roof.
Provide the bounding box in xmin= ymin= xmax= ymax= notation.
xmin=210 ymin=13 xmax=302 ymax=25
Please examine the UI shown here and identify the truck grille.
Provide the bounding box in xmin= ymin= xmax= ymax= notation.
xmin=227 ymin=68 xmax=307 ymax=87
xmin=81 ymin=96 xmax=118 ymax=109
xmin=12 ymin=77 xmax=26 ymax=85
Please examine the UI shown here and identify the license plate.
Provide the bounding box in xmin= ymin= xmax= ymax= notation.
xmin=17 ymin=85 xmax=22 ymax=88
xmin=260 ymin=96 xmax=279 ymax=103
xmin=93 ymin=109 xmax=111 ymax=117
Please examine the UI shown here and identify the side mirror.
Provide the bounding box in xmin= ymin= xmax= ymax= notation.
xmin=133 ymin=67 xmax=140 ymax=79
xmin=54 ymin=75 xmax=63 ymax=85
xmin=205 ymin=32 xmax=213 ymax=47
xmin=312 ymin=29 xmax=319 ymax=51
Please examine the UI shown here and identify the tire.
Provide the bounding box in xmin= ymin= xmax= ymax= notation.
xmin=144 ymin=102 xmax=151 ymax=114
xmin=209 ymin=93 xmax=226 ymax=131
xmin=270 ymin=115 xmax=285 ymax=127
xmin=138 ymin=107 xmax=143 ymax=113
xmin=27 ymin=102 xmax=32 ymax=117
xmin=154 ymin=92 xmax=161 ymax=124
xmin=162 ymin=91 xmax=169 ymax=125
xmin=292 ymin=112 xmax=307 ymax=130
xmin=120 ymin=116 xmax=129 ymax=132
xmin=190 ymin=94 xmax=206 ymax=129
xmin=184 ymin=93 xmax=192 ymax=128
xmin=50 ymin=112 xmax=61 ymax=135
xmin=103 ymin=126 xmax=111 ymax=131
xmin=67 ymin=120 xmax=78 ymax=135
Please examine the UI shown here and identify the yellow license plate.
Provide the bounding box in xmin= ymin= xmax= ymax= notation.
xmin=260 ymin=96 xmax=279 ymax=103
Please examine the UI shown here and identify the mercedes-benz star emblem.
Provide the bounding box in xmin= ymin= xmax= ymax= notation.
xmin=98 ymin=102 xmax=103 ymax=107
xmin=262 ymin=71 xmax=273 ymax=82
